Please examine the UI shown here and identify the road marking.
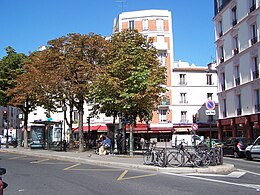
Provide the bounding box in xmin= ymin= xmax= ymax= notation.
xmin=238 ymin=169 xmax=260 ymax=176
xmin=71 ymin=168 xmax=122 ymax=171
xmin=8 ymin=155 xmax=27 ymax=160
xmin=165 ymin=172 xmax=260 ymax=190
xmin=30 ymin=159 xmax=49 ymax=164
xmin=185 ymin=171 xmax=246 ymax=178
xmin=64 ymin=163 xmax=81 ymax=170
xmin=117 ymin=170 xmax=156 ymax=181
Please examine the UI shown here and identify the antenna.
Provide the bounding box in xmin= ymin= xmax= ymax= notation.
xmin=116 ymin=0 xmax=127 ymax=12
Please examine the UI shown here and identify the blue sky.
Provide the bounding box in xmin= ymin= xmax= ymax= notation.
xmin=0 ymin=0 xmax=215 ymax=66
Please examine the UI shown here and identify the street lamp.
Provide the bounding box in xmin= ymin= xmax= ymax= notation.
xmin=62 ymin=106 xmax=67 ymax=141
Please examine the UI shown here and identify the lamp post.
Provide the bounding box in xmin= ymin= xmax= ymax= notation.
xmin=62 ymin=106 xmax=67 ymax=141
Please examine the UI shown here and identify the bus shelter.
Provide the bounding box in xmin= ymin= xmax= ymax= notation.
xmin=30 ymin=121 xmax=63 ymax=151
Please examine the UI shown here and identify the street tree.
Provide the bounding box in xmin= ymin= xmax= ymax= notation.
xmin=24 ymin=33 xmax=110 ymax=152
xmin=0 ymin=46 xmax=26 ymax=106
xmin=91 ymin=30 xmax=166 ymax=156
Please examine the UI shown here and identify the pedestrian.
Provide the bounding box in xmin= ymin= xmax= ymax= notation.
xmin=140 ymin=137 xmax=145 ymax=150
xmin=63 ymin=140 xmax=67 ymax=152
xmin=116 ymin=132 xmax=123 ymax=154
xmin=98 ymin=135 xmax=111 ymax=155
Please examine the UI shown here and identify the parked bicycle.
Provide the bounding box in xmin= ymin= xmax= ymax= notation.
xmin=143 ymin=142 xmax=164 ymax=166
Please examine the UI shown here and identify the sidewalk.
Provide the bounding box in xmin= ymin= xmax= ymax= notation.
xmin=0 ymin=146 xmax=235 ymax=174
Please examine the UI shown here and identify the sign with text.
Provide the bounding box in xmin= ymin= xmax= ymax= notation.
xmin=205 ymin=110 xmax=216 ymax=115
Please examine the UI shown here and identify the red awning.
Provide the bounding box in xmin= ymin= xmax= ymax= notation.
xmin=73 ymin=125 xmax=107 ymax=132
xmin=150 ymin=127 xmax=173 ymax=133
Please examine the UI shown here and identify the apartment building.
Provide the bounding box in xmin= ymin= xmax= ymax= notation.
xmin=214 ymin=0 xmax=260 ymax=141
xmin=171 ymin=61 xmax=219 ymax=138
xmin=113 ymin=10 xmax=174 ymax=141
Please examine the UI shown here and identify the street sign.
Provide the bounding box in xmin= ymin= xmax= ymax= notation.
xmin=191 ymin=123 xmax=198 ymax=130
xmin=206 ymin=100 xmax=215 ymax=110
xmin=205 ymin=110 xmax=216 ymax=115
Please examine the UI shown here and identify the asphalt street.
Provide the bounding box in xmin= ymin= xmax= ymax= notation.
xmin=0 ymin=152 xmax=259 ymax=195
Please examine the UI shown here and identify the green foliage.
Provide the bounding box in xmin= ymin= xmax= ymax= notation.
xmin=91 ymin=30 xmax=166 ymax=121
xmin=0 ymin=46 xmax=26 ymax=106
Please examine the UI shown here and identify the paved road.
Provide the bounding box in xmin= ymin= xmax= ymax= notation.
xmin=1 ymin=152 xmax=260 ymax=195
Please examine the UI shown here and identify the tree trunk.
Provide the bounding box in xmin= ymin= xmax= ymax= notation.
xmin=78 ymin=98 xmax=84 ymax=152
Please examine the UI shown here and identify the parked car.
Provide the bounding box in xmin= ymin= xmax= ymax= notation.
xmin=245 ymin=136 xmax=260 ymax=160
xmin=222 ymin=137 xmax=251 ymax=158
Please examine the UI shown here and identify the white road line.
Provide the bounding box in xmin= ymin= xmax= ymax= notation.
xmin=30 ymin=159 xmax=49 ymax=164
xmin=237 ymin=169 xmax=260 ymax=176
xmin=165 ymin=172 xmax=260 ymax=190
xmin=184 ymin=171 xmax=246 ymax=178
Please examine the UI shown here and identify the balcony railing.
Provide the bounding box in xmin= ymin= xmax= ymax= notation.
xmin=235 ymin=77 xmax=240 ymax=86
xmin=179 ymin=81 xmax=187 ymax=86
xmin=233 ymin=48 xmax=239 ymax=55
xmin=237 ymin=108 xmax=242 ymax=116
xmin=179 ymin=100 xmax=188 ymax=104
xmin=206 ymin=82 xmax=214 ymax=85
xmin=232 ymin=19 xmax=237 ymax=26
xmin=250 ymin=4 xmax=256 ymax=12
xmin=253 ymin=70 xmax=259 ymax=79
xmin=251 ymin=36 xmax=258 ymax=45
xmin=255 ymin=104 xmax=260 ymax=112
xmin=161 ymin=99 xmax=170 ymax=105
xmin=180 ymin=119 xmax=188 ymax=123
xmin=220 ymin=57 xmax=224 ymax=63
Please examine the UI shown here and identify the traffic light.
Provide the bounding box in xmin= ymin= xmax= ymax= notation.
xmin=2 ymin=110 xmax=7 ymax=120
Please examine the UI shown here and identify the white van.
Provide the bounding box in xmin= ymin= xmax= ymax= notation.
xmin=172 ymin=134 xmax=203 ymax=147
xmin=245 ymin=136 xmax=260 ymax=160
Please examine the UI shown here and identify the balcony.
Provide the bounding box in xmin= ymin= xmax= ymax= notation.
xmin=179 ymin=100 xmax=188 ymax=104
xmin=251 ymin=37 xmax=258 ymax=45
xmin=220 ymin=57 xmax=224 ymax=63
xmin=232 ymin=19 xmax=237 ymax=26
xmin=237 ymin=108 xmax=242 ymax=116
xmin=255 ymin=104 xmax=260 ymax=112
xmin=179 ymin=81 xmax=187 ymax=86
xmin=161 ymin=99 xmax=170 ymax=106
xmin=250 ymin=4 xmax=256 ymax=12
xmin=253 ymin=70 xmax=259 ymax=79
xmin=180 ymin=119 xmax=189 ymax=123
xmin=233 ymin=48 xmax=239 ymax=55
xmin=235 ymin=77 xmax=240 ymax=86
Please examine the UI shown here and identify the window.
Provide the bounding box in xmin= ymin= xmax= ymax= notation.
xmin=157 ymin=52 xmax=167 ymax=66
xmin=157 ymin=35 xmax=164 ymax=43
xmin=73 ymin=111 xmax=79 ymax=121
xmin=159 ymin=109 xmax=167 ymax=123
xmin=143 ymin=35 xmax=148 ymax=42
xmin=232 ymin=6 xmax=237 ymax=26
xmin=221 ymin=72 xmax=226 ymax=91
xmin=142 ymin=19 xmax=148 ymax=31
xmin=223 ymin=99 xmax=227 ymax=117
xmin=219 ymin=46 xmax=224 ymax=63
xmin=235 ymin=65 xmax=240 ymax=86
xmin=233 ymin=36 xmax=239 ymax=55
xmin=207 ymin=93 xmax=213 ymax=100
xmin=129 ymin=20 xmax=135 ymax=30
xmin=253 ymin=56 xmax=259 ymax=79
xmin=255 ymin=89 xmax=260 ymax=112
xmin=236 ymin=94 xmax=242 ymax=116
xmin=156 ymin=19 xmax=164 ymax=31
xmin=206 ymin=74 xmax=213 ymax=85
xmin=250 ymin=0 xmax=256 ymax=12
xmin=180 ymin=111 xmax=187 ymax=123
xmin=180 ymin=93 xmax=187 ymax=103
xmin=179 ymin=74 xmax=186 ymax=85
xmin=251 ymin=23 xmax=258 ymax=45
xmin=217 ymin=0 xmax=223 ymax=11
xmin=219 ymin=20 xmax=223 ymax=37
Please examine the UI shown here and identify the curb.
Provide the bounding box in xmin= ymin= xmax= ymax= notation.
xmin=0 ymin=149 xmax=235 ymax=173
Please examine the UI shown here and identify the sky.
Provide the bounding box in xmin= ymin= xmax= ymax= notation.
xmin=0 ymin=0 xmax=215 ymax=66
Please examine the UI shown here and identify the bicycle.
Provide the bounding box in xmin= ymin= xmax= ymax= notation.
xmin=143 ymin=142 xmax=164 ymax=167
xmin=177 ymin=140 xmax=207 ymax=167
xmin=166 ymin=148 xmax=183 ymax=167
